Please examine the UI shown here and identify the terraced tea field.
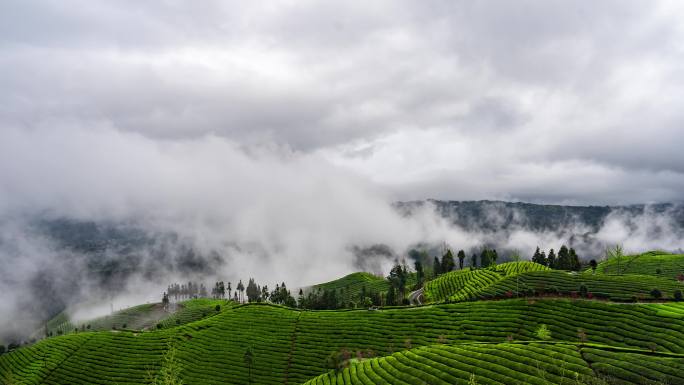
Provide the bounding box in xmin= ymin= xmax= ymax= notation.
xmin=3 ymin=299 xmax=684 ymax=384
xmin=423 ymin=261 xmax=549 ymax=302
xmin=595 ymin=251 xmax=684 ymax=279
xmin=38 ymin=298 xmax=229 ymax=338
xmin=303 ymin=342 xmax=684 ymax=385
xmin=424 ymin=257 xmax=684 ymax=304
xmin=310 ymin=272 xmax=390 ymax=303
xmin=476 ymin=270 xmax=682 ymax=301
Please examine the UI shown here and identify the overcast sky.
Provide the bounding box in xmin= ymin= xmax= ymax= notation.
xmin=2 ymin=0 xmax=684 ymax=209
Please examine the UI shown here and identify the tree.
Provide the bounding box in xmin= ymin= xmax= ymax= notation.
xmin=433 ymin=256 xmax=442 ymax=277
xmin=569 ymin=248 xmax=581 ymax=271
xmin=162 ymin=292 xmax=170 ymax=310
xmin=441 ymin=249 xmax=455 ymax=273
xmin=236 ymin=280 xmax=245 ymax=303
xmin=589 ymin=259 xmax=598 ymax=273
xmin=491 ymin=249 xmax=498 ymax=265
xmin=149 ymin=343 xmax=184 ymax=385
xmin=457 ymin=250 xmax=466 ymax=270
xmin=227 ymin=282 xmax=232 ymax=300
xmin=480 ymin=249 xmax=492 ymax=268
xmin=536 ymin=324 xmax=551 ymax=340
xmin=414 ymin=261 xmax=424 ymax=288
xmin=547 ymin=249 xmax=556 ymax=269
xmin=326 ymin=349 xmax=351 ymax=372
xmin=261 ymin=285 xmax=269 ymax=302
xmin=245 ymin=278 xmax=261 ymax=302
xmin=244 ymin=347 xmax=254 ymax=385
xmin=0 ymin=345 xmax=5 ymax=355
xmin=532 ymin=247 xmax=546 ymax=266
xmin=471 ymin=254 xmax=477 ymax=269
xmin=650 ymin=288 xmax=662 ymax=299
xmin=606 ymin=245 xmax=624 ymax=275
xmin=557 ymin=245 xmax=571 ymax=270
xmin=674 ymin=290 xmax=683 ymax=302
xmin=386 ymin=285 xmax=396 ymax=306
xmin=388 ymin=260 xmax=409 ymax=304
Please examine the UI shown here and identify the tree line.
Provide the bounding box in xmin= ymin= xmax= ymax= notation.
xmin=531 ymin=245 xmax=581 ymax=271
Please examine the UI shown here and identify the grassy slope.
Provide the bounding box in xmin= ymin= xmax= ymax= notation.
xmin=423 ymin=261 xmax=550 ymax=302
xmin=477 ymin=270 xmax=682 ymax=301
xmin=595 ymin=251 xmax=684 ymax=279
xmin=37 ymin=298 xmax=229 ymax=340
xmin=3 ymin=299 xmax=684 ymax=384
xmin=303 ymin=342 xmax=684 ymax=385
xmin=424 ymin=256 xmax=684 ymax=304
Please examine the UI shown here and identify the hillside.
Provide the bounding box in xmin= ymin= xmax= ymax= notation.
xmin=303 ymin=342 xmax=684 ymax=385
xmin=595 ymin=251 xmax=684 ymax=279
xmin=421 ymin=253 xmax=684 ymax=304
xmin=423 ymin=261 xmax=549 ymax=302
xmin=3 ymin=298 xmax=684 ymax=384
xmin=310 ymin=272 xmax=390 ymax=304
xmin=37 ymin=298 xmax=229 ymax=338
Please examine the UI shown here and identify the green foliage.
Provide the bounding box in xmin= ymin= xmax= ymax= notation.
xmin=596 ymin=251 xmax=684 ymax=279
xmin=441 ymin=249 xmax=456 ymax=273
xmin=311 ymin=272 xmax=390 ymax=306
xmin=536 ymin=324 xmax=551 ymax=340
xmin=149 ymin=343 xmax=184 ymax=385
xmin=651 ymin=288 xmax=663 ymax=299
xmin=423 ymin=261 xmax=549 ymax=302
xmin=302 ymin=342 xmax=684 ymax=385
xmin=4 ymin=300 xmax=684 ymax=384
xmin=474 ymin=270 xmax=682 ymax=302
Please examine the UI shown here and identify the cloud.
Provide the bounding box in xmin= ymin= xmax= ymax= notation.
xmin=2 ymin=0 xmax=684 ymax=339
xmin=3 ymin=1 xmax=683 ymax=203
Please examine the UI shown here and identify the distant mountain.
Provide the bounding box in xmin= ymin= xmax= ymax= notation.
xmin=395 ymin=200 xmax=684 ymax=232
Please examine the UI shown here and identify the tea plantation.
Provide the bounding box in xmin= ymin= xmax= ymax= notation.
xmin=3 ymin=298 xmax=684 ymax=384
xmin=595 ymin=251 xmax=684 ymax=279
xmin=2 ymin=252 xmax=683 ymax=384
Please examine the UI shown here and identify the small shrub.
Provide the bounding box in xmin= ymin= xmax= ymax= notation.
xmin=674 ymin=290 xmax=683 ymax=302
xmin=536 ymin=324 xmax=551 ymax=340
xmin=156 ymin=323 xmax=162 ymax=329
xmin=577 ymin=329 xmax=587 ymax=343
xmin=215 ymin=304 xmax=221 ymax=312
xmin=0 ymin=345 xmax=5 ymax=355
xmin=579 ymin=285 xmax=588 ymax=298
xmin=175 ymin=319 xmax=181 ymax=325
xmin=650 ymin=288 xmax=662 ymax=299
xmin=656 ymin=268 xmax=662 ymax=275
xmin=122 ymin=323 xmax=127 ymax=329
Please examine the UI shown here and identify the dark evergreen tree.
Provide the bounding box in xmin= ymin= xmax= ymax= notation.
xmin=457 ymin=250 xmax=466 ymax=270
xmin=236 ymin=280 xmax=245 ymax=303
xmin=557 ymin=245 xmax=571 ymax=270
xmin=589 ymin=259 xmax=598 ymax=273
xmin=471 ymin=253 xmax=478 ymax=268
xmin=386 ymin=285 xmax=396 ymax=306
xmin=480 ymin=249 xmax=492 ymax=268
xmin=433 ymin=256 xmax=442 ymax=277
xmin=414 ymin=261 xmax=424 ymax=288
xmin=532 ymin=247 xmax=546 ymax=265
xmin=569 ymin=248 xmax=581 ymax=271
xmin=547 ymin=249 xmax=556 ymax=269
xmin=441 ymin=249 xmax=456 ymax=273
xmin=246 ymin=278 xmax=261 ymax=302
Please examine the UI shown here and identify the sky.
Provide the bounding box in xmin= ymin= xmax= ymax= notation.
xmin=2 ymin=0 xmax=684 ymax=208
xmin=2 ymin=1 xmax=684 ymax=336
